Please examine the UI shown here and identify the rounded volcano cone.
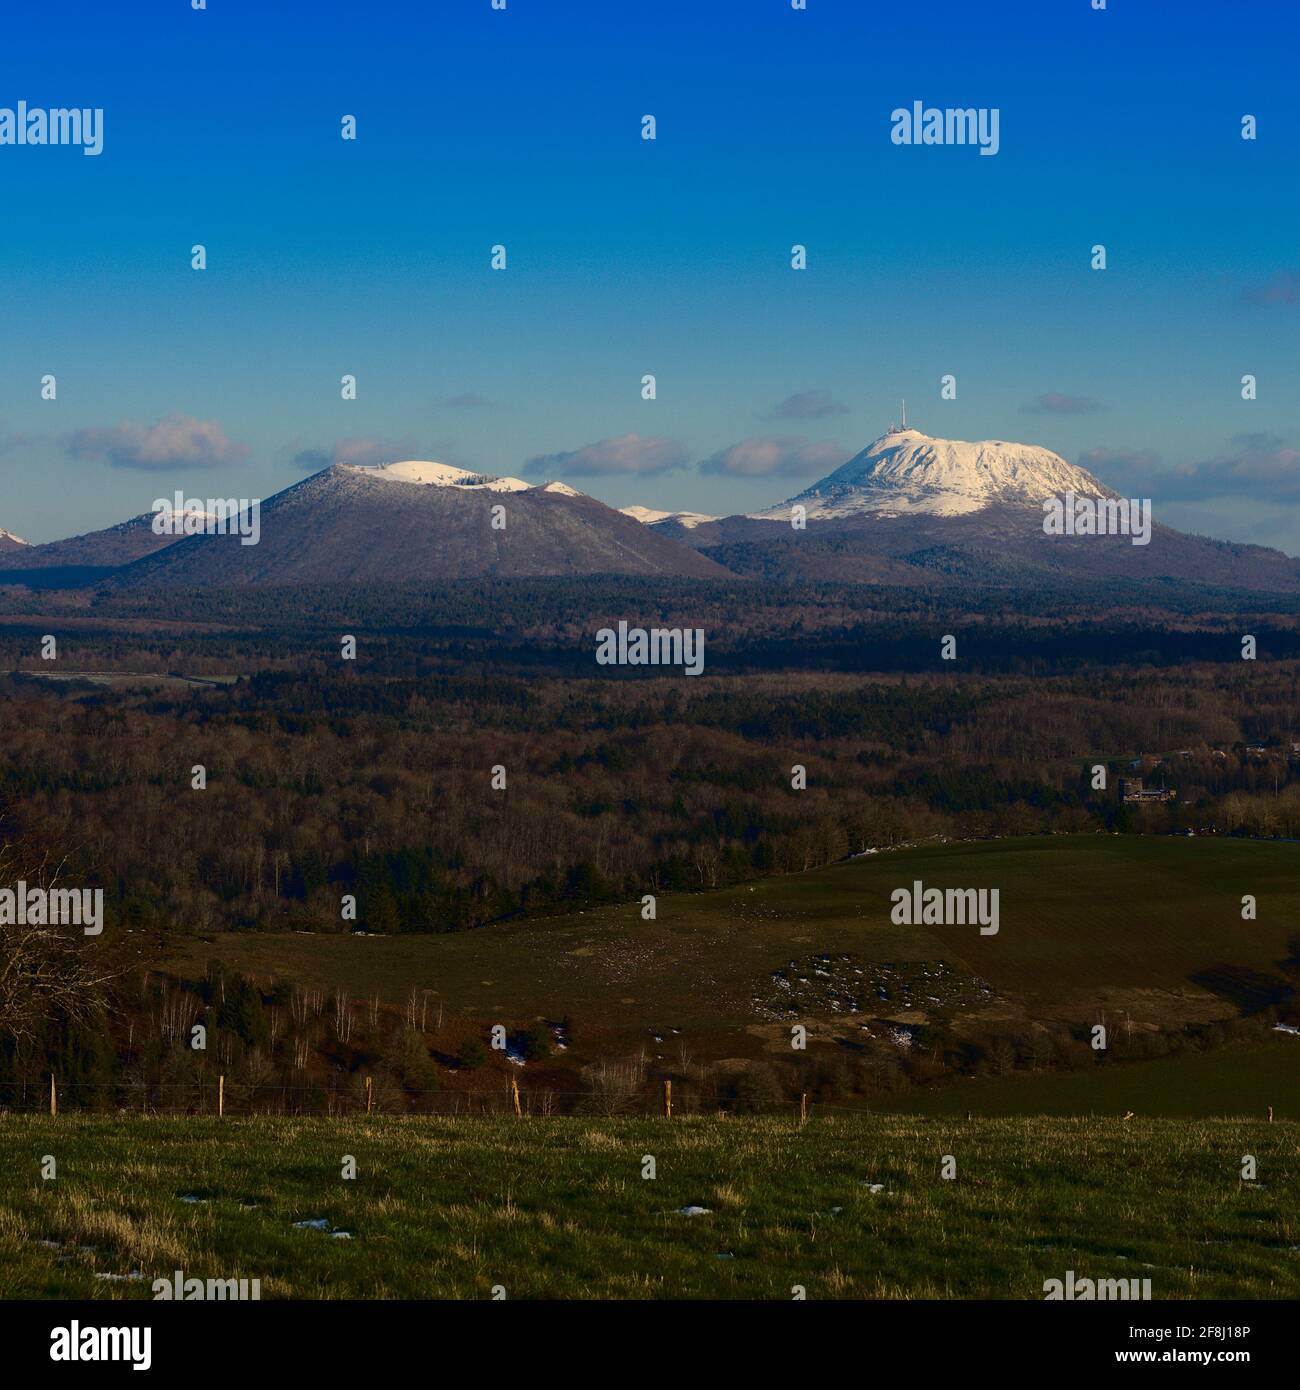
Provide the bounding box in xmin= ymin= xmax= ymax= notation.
xmin=757 ymin=428 xmax=1116 ymax=520
xmin=110 ymin=463 xmax=732 ymax=586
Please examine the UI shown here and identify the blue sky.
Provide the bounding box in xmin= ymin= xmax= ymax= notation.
xmin=1 ymin=0 xmax=1298 ymax=550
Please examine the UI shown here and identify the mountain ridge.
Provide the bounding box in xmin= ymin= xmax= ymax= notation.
xmin=108 ymin=463 xmax=731 ymax=586
xmin=622 ymin=426 xmax=1300 ymax=592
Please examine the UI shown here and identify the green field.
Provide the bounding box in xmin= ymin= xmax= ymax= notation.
xmin=166 ymin=835 xmax=1299 ymax=1015
xmin=1 ymin=1115 xmax=1296 ymax=1299
xmin=880 ymin=1036 xmax=1300 ymax=1119
xmin=158 ymin=835 xmax=1300 ymax=1106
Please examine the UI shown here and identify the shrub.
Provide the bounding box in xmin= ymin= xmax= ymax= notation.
xmin=730 ymin=1063 xmax=783 ymax=1114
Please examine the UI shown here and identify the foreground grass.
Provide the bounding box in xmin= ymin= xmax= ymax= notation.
xmin=0 ymin=1115 xmax=1296 ymax=1299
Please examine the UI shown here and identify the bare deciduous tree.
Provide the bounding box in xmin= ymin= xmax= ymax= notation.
xmin=333 ymin=988 xmax=354 ymax=1044
xmin=580 ymin=1058 xmax=646 ymax=1117
xmin=153 ymin=984 xmax=200 ymax=1045
xmin=0 ymin=843 xmax=116 ymax=1043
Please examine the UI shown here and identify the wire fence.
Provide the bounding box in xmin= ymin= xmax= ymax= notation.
xmin=0 ymin=1074 xmax=899 ymax=1120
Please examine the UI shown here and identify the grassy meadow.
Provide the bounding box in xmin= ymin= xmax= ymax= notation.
xmin=879 ymin=1036 xmax=1300 ymax=1119
xmin=151 ymin=835 xmax=1300 ymax=1117
xmin=1 ymin=1114 xmax=1296 ymax=1300
xmin=163 ymin=835 xmax=1299 ymax=1031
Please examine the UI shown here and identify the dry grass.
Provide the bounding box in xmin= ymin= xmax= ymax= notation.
xmin=0 ymin=1113 xmax=1295 ymax=1299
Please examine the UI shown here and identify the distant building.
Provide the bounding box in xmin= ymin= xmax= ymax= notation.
xmin=1119 ymin=777 xmax=1176 ymax=804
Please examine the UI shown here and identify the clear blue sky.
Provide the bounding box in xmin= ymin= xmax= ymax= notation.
xmin=1 ymin=0 xmax=1297 ymax=550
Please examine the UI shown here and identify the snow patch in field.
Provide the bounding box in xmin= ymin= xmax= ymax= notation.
xmin=293 ymin=1216 xmax=351 ymax=1237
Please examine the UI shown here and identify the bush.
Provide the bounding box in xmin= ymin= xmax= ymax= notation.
xmin=512 ymin=1025 xmax=551 ymax=1062
xmin=386 ymin=1026 xmax=439 ymax=1091
xmin=730 ymin=1063 xmax=783 ymax=1114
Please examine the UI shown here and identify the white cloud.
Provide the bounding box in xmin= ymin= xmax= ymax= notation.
xmin=523 ymin=433 xmax=688 ymax=478
xmin=699 ymin=436 xmax=849 ymax=478
xmin=69 ymin=414 xmax=248 ymax=472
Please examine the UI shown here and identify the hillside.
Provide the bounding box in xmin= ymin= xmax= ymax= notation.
xmin=160 ymin=835 xmax=1300 ymax=1116
xmin=676 ymin=508 xmax=1300 ymax=590
xmin=111 ymin=464 xmax=731 ymax=585
xmin=622 ymin=427 xmax=1300 ymax=593
xmin=0 ymin=512 xmax=183 ymax=571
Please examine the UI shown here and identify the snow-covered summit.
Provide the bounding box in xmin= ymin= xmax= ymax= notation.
xmin=0 ymin=527 xmax=29 ymax=546
xmin=621 ymin=505 xmax=719 ymax=529
xmin=341 ymin=460 xmax=592 ymax=498
xmin=343 ymin=460 xmax=532 ymax=493
xmin=752 ymin=428 xmax=1115 ymax=520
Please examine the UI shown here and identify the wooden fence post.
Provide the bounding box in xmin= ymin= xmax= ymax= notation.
xmin=365 ymin=1076 xmax=373 ymax=1115
xmin=799 ymin=1092 xmax=808 ymax=1124
xmin=218 ymin=1074 xmax=224 ymax=1119
xmin=663 ymin=1079 xmax=672 ymax=1119
xmin=1268 ymin=1105 xmax=1274 ymax=1123
xmin=50 ymin=1073 xmax=57 ymax=1118
xmin=511 ymin=1076 xmax=522 ymax=1118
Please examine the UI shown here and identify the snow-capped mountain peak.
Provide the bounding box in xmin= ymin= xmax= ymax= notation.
xmin=343 ymin=459 xmax=533 ymax=493
xmin=340 ymin=460 xmax=593 ymax=498
xmin=752 ymin=427 xmax=1115 ymax=520
xmin=0 ymin=527 xmax=29 ymax=546
xmin=621 ymin=505 xmax=719 ymax=529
